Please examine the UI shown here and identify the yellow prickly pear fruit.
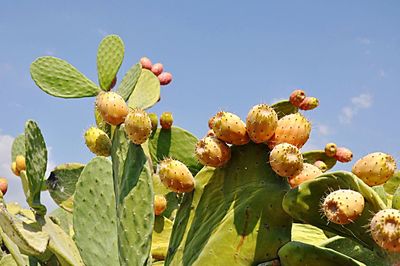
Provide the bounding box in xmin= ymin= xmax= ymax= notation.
xmin=288 ymin=163 xmax=322 ymax=188
xmin=212 ymin=111 xmax=250 ymax=145
xmin=154 ymin=195 xmax=167 ymax=216
xmin=268 ymin=113 xmax=311 ymax=149
xmin=246 ymin=104 xmax=278 ymax=143
xmin=159 ymin=158 xmax=195 ymax=193
xmin=352 ymin=152 xmax=396 ymax=186
xmin=195 ymin=136 xmax=231 ymax=167
xmin=334 ymin=147 xmax=353 ymax=163
xmin=160 ymin=112 xmax=173 ymax=129
xmin=95 ymin=91 xmax=128 ymax=126
xmin=322 ymin=189 xmax=364 ymax=225
xmin=148 ymin=113 xmax=158 ymax=131
xmin=370 ymin=209 xmax=400 ymax=252
xmin=15 ymin=155 xmax=26 ymax=172
xmin=124 ymin=108 xmax=152 ymax=145
xmin=11 ymin=162 xmax=20 ymax=176
xmin=84 ymin=127 xmax=112 ymax=156
xmin=269 ymin=143 xmax=304 ymax=177
xmin=313 ymin=160 xmax=328 ymax=172
xmin=324 ymin=143 xmax=337 ymax=157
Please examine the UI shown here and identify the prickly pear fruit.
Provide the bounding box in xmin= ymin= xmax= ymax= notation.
xmin=158 ymin=72 xmax=172 ymax=85
xmin=151 ymin=63 xmax=164 ymax=76
xmin=206 ymin=129 xmax=216 ymax=137
xmin=246 ymin=104 xmax=278 ymax=143
xmin=124 ymin=108 xmax=152 ymax=145
xmin=269 ymin=143 xmax=304 ymax=177
xmin=334 ymin=147 xmax=353 ymax=163
xmin=370 ymin=209 xmax=400 ymax=252
xmin=11 ymin=162 xmax=20 ymax=176
xmin=0 ymin=178 xmax=8 ymax=195
xmin=268 ymin=113 xmax=311 ymax=149
xmin=148 ymin=113 xmax=158 ymax=131
xmin=140 ymin=57 xmax=152 ymax=70
xmin=325 ymin=143 xmax=337 ymax=157
xmin=160 ymin=112 xmax=173 ymax=129
xmin=159 ymin=158 xmax=195 ymax=193
xmin=95 ymin=91 xmax=128 ymax=125
xmin=289 ymin=89 xmax=306 ymax=107
xmin=299 ymin=96 xmax=319 ymax=110
xmin=313 ymin=160 xmax=328 ymax=172
xmin=288 ymin=163 xmax=322 ymax=188
xmin=84 ymin=127 xmax=112 ymax=156
xmin=154 ymin=195 xmax=167 ymax=216
xmin=208 ymin=113 xmax=221 ymax=129
xmin=212 ymin=111 xmax=250 ymax=145
xmin=195 ymin=136 xmax=231 ymax=167
xmin=352 ymin=152 xmax=396 ymax=186
xmin=321 ymin=189 xmax=364 ymax=225
xmin=15 ymin=155 xmax=26 ymax=172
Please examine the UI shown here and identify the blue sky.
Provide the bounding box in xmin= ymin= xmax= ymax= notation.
xmin=0 ymin=1 xmax=399 ymax=210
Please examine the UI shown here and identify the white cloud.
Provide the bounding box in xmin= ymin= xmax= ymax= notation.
xmin=316 ymin=124 xmax=330 ymax=136
xmin=339 ymin=93 xmax=373 ymax=124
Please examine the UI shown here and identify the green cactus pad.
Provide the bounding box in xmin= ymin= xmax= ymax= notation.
xmin=49 ymin=208 xmax=73 ymax=236
xmin=25 ymin=120 xmax=47 ymax=215
xmin=0 ymin=254 xmax=24 ymax=266
xmin=19 ymin=171 xmax=30 ymax=200
xmin=0 ymin=227 xmax=27 ymax=266
xmin=47 ymin=163 xmax=85 ymax=212
xmin=43 ymin=216 xmax=84 ymax=266
xmin=117 ymin=63 xmax=142 ymax=101
xmin=278 ymin=241 xmax=365 ymax=266
xmin=303 ymin=150 xmax=337 ymax=171
xmin=128 ymin=69 xmax=160 ymax=110
xmin=282 ymin=171 xmax=387 ymax=250
xmin=321 ymin=236 xmax=387 ymax=266
xmin=383 ymin=171 xmax=400 ymax=195
xmin=166 ymin=143 xmax=292 ymax=266
xmin=30 ymin=56 xmax=101 ymax=98
xmin=271 ymin=100 xmax=298 ymax=119
xmin=97 ymin=35 xmax=124 ymax=91
xmin=148 ymin=127 xmax=202 ymax=175
xmin=372 ymin=186 xmax=388 ymax=205
xmin=11 ymin=134 xmax=25 ymax=162
xmin=73 ymin=157 xmax=119 ymax=266
xmin=291 ymin=223 xmax=328 ymax=246
xmin=392 ymin=186 xmax=400 ymax=210
xmin=152 ymin=216 xmax=173 ymax=261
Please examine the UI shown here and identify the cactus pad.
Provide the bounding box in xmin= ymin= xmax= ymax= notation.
xmin=11 ymin=134 xmax=25 ymax=162
xmin=271 ymin=100 xmax=298 ymax=119
xmin=117 ymin=63 xmax=142 ymax=101
xmin=128 ymin=69 xmax=160 ymax=110
xmin=303 ymin=150 xmax=337 ymax=171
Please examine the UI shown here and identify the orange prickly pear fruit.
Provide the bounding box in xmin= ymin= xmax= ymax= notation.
xmin=151 ymin=63 xmax=164 ymax=76
xmin=246 ymin=104 xmax=278 ymax=143
xmin=95 ymin=91 xmax=128 ymax=126
xmin=206 ymin=129 xmax=216 ymax=137
xmin=154 ymin=195 xmax=167 ymax=216
xmin=195 ymin=136 xmax=231 ymax=167
xmin=325 ymin=143 xmax=337 ymax=157
xmin=15 ymin=155 xmax=26 ymax=172
xmin=124 ymin=108 xmax=152 ymax=145
xmin=269 ymin=143 xmax=304 ymax=177
xmin=352 ymin=152 xmax=396 ymax=186
xmin=140 ymin=57 xmax=152 ymax=70
xmin=322 ymin=189 xmax=364 ymax=225
xmin=299 ymin=96 xmax=319 ymax=110
xmin=159 ymin=158 xmax=195 ymax=193
xmin=288 ymin=163 xmax=322 ymax=188
xmin=212 ymin=111 xmax=250 ymax=146
xmin=370 ymin=209 xmax=400 ymax=252
xmin=160 ymin=112 xmax=173 ymax=129
xmin=334 ymin=147 xmax=353 ymax=163
xmin=289 ymin=89 xmax=306 ymax=107
xmin=158 ymin=72 xmax=172 ymax=85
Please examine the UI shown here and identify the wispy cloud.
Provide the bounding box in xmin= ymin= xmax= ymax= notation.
xmin=339 ymin=93 xmax=373 ymax=124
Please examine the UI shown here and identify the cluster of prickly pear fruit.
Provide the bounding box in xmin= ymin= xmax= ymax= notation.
xmin=1 ymin=34 xmax=400 ymax=266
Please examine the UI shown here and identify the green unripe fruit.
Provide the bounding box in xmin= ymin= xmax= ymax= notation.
xmin=246 ymin=104 xmax=278 ymax=143
xmin=84 ymin=127 xmax=112 ymax=156
xmin=148 ymin=113 xmax=158 ymax=131
xmin=269 ymin=143 xmax=303 ymax=177
xmin=159 ymin=158 xmax=195 ymax=193
xmin=160 ymin=112 xmax=173 ymax=129
xmin=124 ymin=108 xmax=152 ymax=145
xmin=370 ymin=209 xmax=400 ymax=252
xmin=195 ymin=136 xmax=231 ymax=167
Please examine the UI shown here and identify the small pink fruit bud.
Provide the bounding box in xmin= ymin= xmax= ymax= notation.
xmin=158 ymin=72 xmax=172 ymax=85
xmin=289 ymin=89 xmax=306 ymax=107
xmin=140 ymin=57 xmax=152 ymax=70
xmin=151 ymin=63 xmax=164 ymax=76
xmin=299 ymin=97 xmax=319 ymax=110
xmin=335 ymin=147 xmax=353 ymax=163
xmin=0 ymin=178 xmax=8 ymax=196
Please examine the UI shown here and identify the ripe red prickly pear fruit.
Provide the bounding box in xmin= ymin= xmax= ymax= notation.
xmin=158 ymin=72 xmax=172 ymax=85
xmin=299 ymin=97 xmax=319 ymax=111
xmin=15 ymin=155 xmax=26 ymax=172
xmin=313 ymin=160 xmax=328 ymax=172
xmin=124 ymin=108 xmax=152 ymax=145
xmin=151 ymin=63 xmax=164 ymax=76
xmin=84 ymin=127 xmax=112 ymax=156
xmin=11 ymin=162 xmax=20 ymax=176
xmin=268 ymin=113 xmax=311 ymax=149
xmin=0 ymin=178 xmax=8 ymax=196
xmin=370 ymin=209 xmax=400 ymax=252
xmin=140 ymin=57 xmax=152 ymax=70
xmin=148 ymin=113 xmax=158 ymax=131
xmin=352 ymin=152 xmax=396 ymax=186
xmin=325 ymin=143 xmax=337 ymax=157
xmin=159 ymin=158 xmax=195 ymax=193
xmin=160 ymin=112 xmax=173 ymax=129
xmin=195 ymin=136 xmax=231 ymax=167
xmin=246 ymin=104 xmax=278 ymax=143
xmin=289 ymin=89 xmax=306 ymax=107
xmin=269 ymin=143 xmax=304 ymax=177
xmin=212 ymin=111 xmax=250 ymax=146
xmin=288 ymin=163 xmax=322 ymax=188
xmin=321 ymin=189 xmax=364 ymax=225
xmin=334 ymin=147 xmax=353 ymax=163
xmin=95 ymin=91 xmax=128 ymax=126
xmin=154 ymin=195 xmax=167 ymax=216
